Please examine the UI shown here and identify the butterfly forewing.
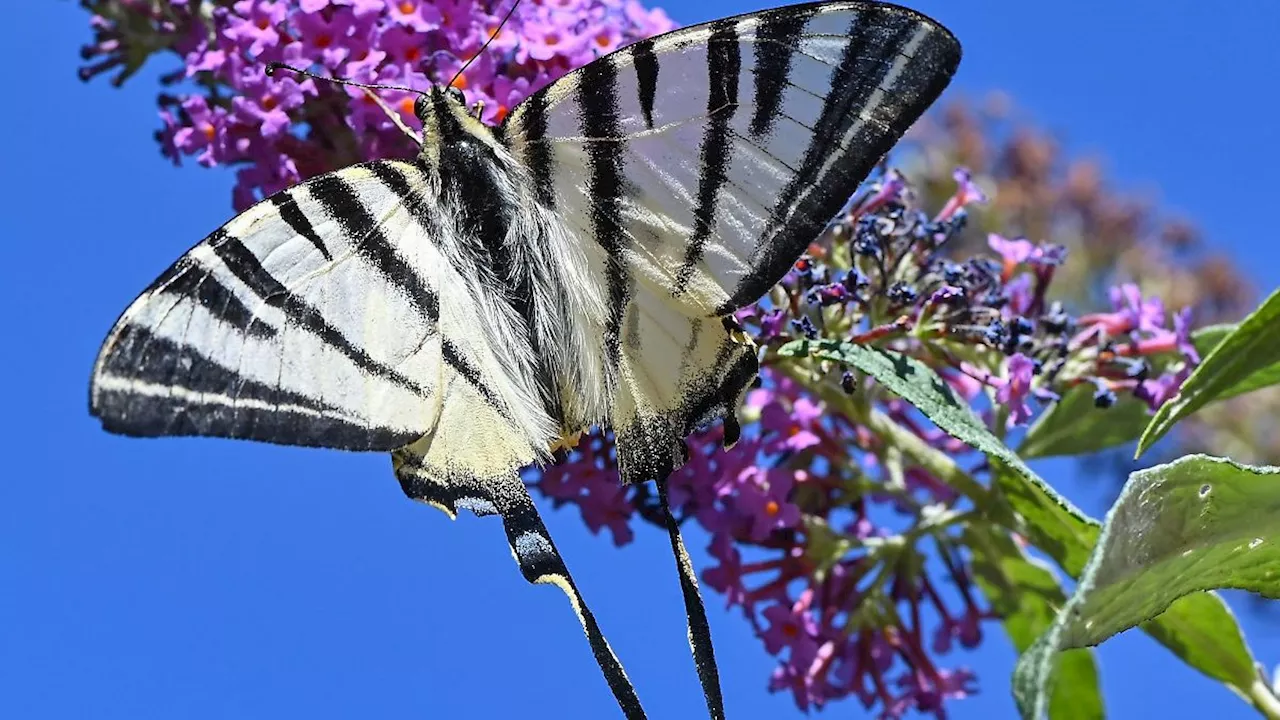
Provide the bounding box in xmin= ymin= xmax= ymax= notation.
xmin=500 ymin=1 xmax=959 ymax=485
xmin=504 ymin=1 xmax=960 ymax=316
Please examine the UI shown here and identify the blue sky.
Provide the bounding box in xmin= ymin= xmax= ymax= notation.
xmin=4 ymin=1 xmax=1279 ymax=718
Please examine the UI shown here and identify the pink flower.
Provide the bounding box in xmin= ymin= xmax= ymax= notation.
xmin=386 ymin=0 xmax=442 ymax=33
xmin=732 ymin=466 xmax=803 ymax=541
xmin=761 ymin=594 xmax=820 ymax=655
xmin=995 ymin=353 xmax=1037 ymax=426
xmin=224 ymin=1 xmax=289 ymax=58
xmin=935 ymin=167 xmax=987 ymax=222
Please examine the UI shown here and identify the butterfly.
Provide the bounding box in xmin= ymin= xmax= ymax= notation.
xmin=89 ymin=1 xmax=959 ymax=716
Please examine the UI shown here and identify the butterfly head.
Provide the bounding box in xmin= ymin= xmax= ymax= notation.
xmin=415 ymin=84 xmax=494 ymax=149
xmin=411 ymin=85 xmax=466 ymax=121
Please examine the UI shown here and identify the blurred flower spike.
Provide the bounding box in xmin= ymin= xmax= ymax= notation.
xmin=78 ymin=1 xmax=1227 ymax=717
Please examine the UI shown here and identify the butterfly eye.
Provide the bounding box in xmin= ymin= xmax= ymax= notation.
xmin=446 ymin=86 xmax=465 ymax=104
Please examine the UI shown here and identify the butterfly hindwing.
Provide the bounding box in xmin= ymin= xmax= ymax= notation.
xmin=90 ymin=161 xmax=449 ymax=451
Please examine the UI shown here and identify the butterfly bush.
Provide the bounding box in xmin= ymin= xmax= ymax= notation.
xmin=77 ymin=1 xmax=1247 ymax=718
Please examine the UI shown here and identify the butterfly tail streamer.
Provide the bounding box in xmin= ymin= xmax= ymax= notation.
xmin=658 ymin=478 xmax=726 ymax=720
xmin=494 ymin=479 xmax=648 ymax=719
xmin=395 ymin=460 xmax=646 ymax=719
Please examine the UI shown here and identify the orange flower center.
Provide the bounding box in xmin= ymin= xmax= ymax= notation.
xmin=399 ymin=97 xmax=415 ymax=116
xmin=782 ymin=623 xmax=797 ymax=638
xmin=765 ymin=500 xmax=780 ymax=516
xmin=450 ymin=73 xmax=467 ymax=90
xmin=405 ymin=46 xmax=421 ymax=62
xmin=398 ymin=1 xmax=415 ymax=14
xmin=255 ymin=18 xmax=270 ymax=30
xmin=545 ymin=32 xmax=561 ymax=46
xmin=262 ymin=96 xmax=278 ymax=111
xmin=200 ymin=123 xmax=215 ymax=141
xmin=315 ymin=34 xmax=332 ymax=48
xmin=595 ymin=33 xmax=611 ymax=47
xmin=494 ymin=104 xmax=509 ymax=123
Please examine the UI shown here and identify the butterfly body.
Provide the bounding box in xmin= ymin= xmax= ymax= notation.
xmin=89 ymin=3 xmax=960 ymax=716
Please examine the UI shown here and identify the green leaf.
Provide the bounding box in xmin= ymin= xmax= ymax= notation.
xmin=992 ymin=468 xmax=1099 ymax=578
xmin=966 ymin=525 xmax=1103 ymax=719
xmin=1019 ymin=384 xmax=1151 ymax=460
xmin=1013 ymin=455 xmax=1280 ymax=718
xmin=1191 ymin=323 xmax=1235 ymax=355
xmin=777 ymin=338 xmax=1095 ymax=546
xmin=1138 ymin=288 xmax=1280 ymax=456
xmin=1189 ymin=323 xmax=1280 ymax=402
xmin=1137 ymin=593 xmax=1257 ymax=692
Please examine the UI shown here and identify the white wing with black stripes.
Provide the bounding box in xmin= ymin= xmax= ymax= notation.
xmin=506 ymin=1 xmax=958 ymax=316
xmin=502 ymin=0 xmax=959 ymax=483
xmin=91 ymin=161 xmax=449 ymax=451
xmin=494 ymin=8 xmax=957 ymax=715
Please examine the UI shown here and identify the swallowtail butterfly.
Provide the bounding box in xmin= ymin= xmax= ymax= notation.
xmin=89 ymin=2 xmax=960 ymax=716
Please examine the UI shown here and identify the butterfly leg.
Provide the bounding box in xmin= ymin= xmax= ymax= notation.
xmin=394 ymin=451 xmax=647 ymax=719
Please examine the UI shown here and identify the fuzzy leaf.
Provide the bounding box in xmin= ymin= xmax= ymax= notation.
xmin=1138 ymin=288 xmax=1280 ymax=456
xmin=1013 ymin=455 xmax=1280 ymax=718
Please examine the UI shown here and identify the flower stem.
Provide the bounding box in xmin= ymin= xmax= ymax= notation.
xmin=863 ymin=408 xmax=992 ymax=508
xmin=1248 ymin=676 xmax=1280 ymax=720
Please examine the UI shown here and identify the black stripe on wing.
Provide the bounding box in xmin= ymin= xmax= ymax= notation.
xmin=307 ymin=167 xmax=439 ymax=319
xmin=271 ymin=188 xmax=333 ymax=261
xmin=632 ymin=38 xmax=659 ymax=130
xmin=93 ymin=326 xmax=417 ymax=450
xmin=210 ymin=230 xmax=431 ymax=398
xmin=577 ymin=56 xmax=633 ymax=373
xmin=748 ymin=7 xmax=818 ymax=139
xmin=723 ymin=6 xmax=960 ymax=311
xmin=160 ymin=266 xmax=276 ymax=341
xmin=671 ymin=20 xmax=741 ymax=298
xmin=518 ymin=92 xmax=557 ymax=209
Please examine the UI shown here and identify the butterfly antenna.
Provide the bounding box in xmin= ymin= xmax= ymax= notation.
xmin=266 ymin=62 xmax=430 ymax=99
xmin=446 ymin=0 xmax=523 ymax=89
xmin=267 ymin=62 xmax=424 ymax=145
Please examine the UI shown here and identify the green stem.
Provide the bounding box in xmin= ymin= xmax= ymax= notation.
xmin=863 ymin=408 xmax=992 ymax=508
xmin=1249 ymin=677 xmax=1280 ymax=720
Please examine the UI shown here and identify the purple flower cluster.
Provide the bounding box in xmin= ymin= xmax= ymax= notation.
xmin=79 ymin=0 xmax=674 ymax=208
xmin=529 ymin=168 xmax=1199 ymax=717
